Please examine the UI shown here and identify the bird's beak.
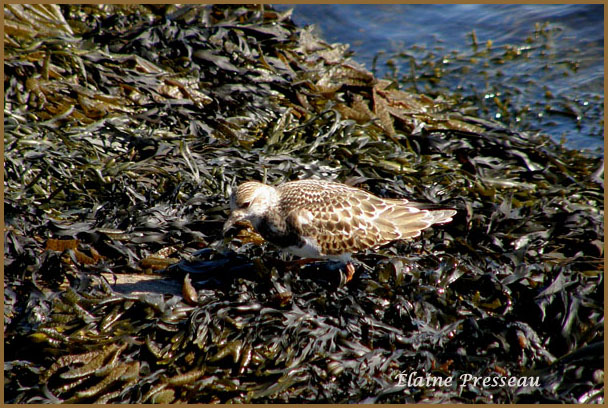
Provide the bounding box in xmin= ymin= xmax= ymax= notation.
xmin=223 ymin=210 xmax=247 ymax=237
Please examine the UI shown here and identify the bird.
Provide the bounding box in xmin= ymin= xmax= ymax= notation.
xmin=223 ymin=179 xmax=456 ymax=281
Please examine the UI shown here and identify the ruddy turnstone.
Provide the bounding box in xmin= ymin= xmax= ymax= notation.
xmin=223 ymin=179 xmax=456 ymax=280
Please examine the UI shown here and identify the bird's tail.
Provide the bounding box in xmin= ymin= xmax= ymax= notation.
xmin=426 ymin=209 xmax=457 ymax=225
xmin=384 ymin=202 xmax=456 ymax=239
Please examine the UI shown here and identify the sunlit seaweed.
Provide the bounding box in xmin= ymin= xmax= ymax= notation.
xmin=4 ymin=4 xmax=603 ymax=404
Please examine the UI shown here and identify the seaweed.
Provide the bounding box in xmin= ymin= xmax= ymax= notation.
xmin=4 ymin=4 xmax=603 ymax=404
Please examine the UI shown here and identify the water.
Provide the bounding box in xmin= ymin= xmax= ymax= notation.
xmin=275 ymin=4 xmax=604 ymax=154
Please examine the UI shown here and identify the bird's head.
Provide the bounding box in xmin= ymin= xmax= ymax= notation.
xmin=223 ymin=181 xmax=279 ymax=236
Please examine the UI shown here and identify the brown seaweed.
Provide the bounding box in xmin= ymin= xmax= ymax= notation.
xmin=4 ymin=4 xmax=603 ymax=404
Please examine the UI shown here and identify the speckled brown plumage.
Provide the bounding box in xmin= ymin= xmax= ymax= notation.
xmin=223 ymin=179 xmax=456 ymax=261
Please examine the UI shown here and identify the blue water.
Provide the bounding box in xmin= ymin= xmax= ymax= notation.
xmin=275 ymin=4 xmax=604 ymax=154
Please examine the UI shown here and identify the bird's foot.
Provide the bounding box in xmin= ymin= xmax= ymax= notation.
xmin=283 ymin=259 xmax=358 ymax=287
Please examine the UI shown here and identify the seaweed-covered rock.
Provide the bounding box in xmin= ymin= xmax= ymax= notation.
xmin=4 ymin=4 xmax=603 ymax=403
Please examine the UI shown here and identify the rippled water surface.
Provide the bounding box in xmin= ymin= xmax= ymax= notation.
xmin=277 ymin=4 xmax=604 ymax=153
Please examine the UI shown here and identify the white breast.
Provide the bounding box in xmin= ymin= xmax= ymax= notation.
xmin=284 ymin=236 xmax=352 ymax=263
xmin=285 ymin=236 xmax=323 ymax=258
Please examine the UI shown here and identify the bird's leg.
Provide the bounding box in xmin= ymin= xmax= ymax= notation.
xmin=284 ymin=258 xmax=357 ymax=286
xmin=342 ymin=258 xmax=375 ymax=284
xmin=345 ymin=262 xmax=356 ymax=283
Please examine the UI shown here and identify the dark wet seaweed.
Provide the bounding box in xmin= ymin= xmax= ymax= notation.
xmin=4 ymin=4 xmax=603 ymax=403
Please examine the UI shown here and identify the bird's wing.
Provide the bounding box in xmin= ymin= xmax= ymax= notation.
xmin=283 ymin=185 xmax=438 ymax=255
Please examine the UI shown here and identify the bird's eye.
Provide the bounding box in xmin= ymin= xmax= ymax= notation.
xmin=240 ymin=200 xmax=251 ymax=208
